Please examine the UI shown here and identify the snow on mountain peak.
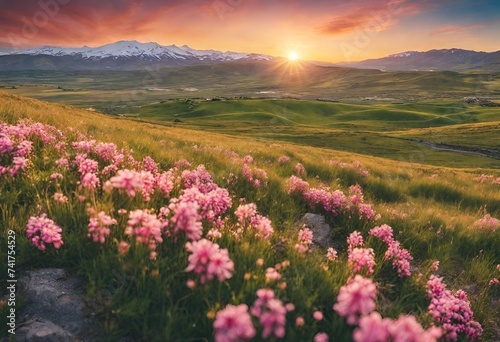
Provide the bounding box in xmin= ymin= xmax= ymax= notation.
xmin=6 ymin=40 xmax=271 ymax=62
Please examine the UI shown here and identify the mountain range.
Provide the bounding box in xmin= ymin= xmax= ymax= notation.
xmin=0 ymin=40 xmax=499 ymax=72
xmin=0 ymin=40 xmax=272 ymax=70
xmin=340 ymin=48 xmax=500 ymax=71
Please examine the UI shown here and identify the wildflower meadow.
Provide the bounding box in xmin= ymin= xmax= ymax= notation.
xmin=0 ymin=94 xmax=499 ymax=341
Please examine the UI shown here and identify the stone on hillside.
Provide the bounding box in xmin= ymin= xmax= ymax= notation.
xmin=15 ymin=268 xmax=99 ymax=341
xmin=298 ymin=213 xmax=332 ymax=248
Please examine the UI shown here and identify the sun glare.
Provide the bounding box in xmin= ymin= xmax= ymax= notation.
xmin=288 ymin=51 xmax=299 ymax=61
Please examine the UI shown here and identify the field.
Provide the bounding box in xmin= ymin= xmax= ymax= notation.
xmin=1 ymin=91 xmax=499 ymax=341
xmin=0 ymin=62 xmax=498 ymax=112
xmin=124 ymin=98 xmax=500 ymax=169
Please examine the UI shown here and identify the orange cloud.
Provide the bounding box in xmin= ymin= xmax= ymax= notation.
xmin=430 ymin=24 xmax=485 ymax=36
xmin=317 ymin=0 xmax=420 ymax=35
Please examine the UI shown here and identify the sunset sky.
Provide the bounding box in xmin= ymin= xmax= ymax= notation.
xmin=0 ymin=0 xmax=499 ymax=62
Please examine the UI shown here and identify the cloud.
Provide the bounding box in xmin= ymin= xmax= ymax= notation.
xmin=0 ymin=0 xmax=183 ymax=47
xmin=430 ymin=24 xmax=485 ymax=36
xmin=317 ymin=0 xmax=423 ymax=35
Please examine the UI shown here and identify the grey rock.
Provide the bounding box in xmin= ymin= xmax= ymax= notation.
xmin=14 ymin=268 xmax=100 ymax=341
xmin=16 ymin=318 xmax=76 ymax=342
xmin=298 ymin=213 xmax=332 ymax=248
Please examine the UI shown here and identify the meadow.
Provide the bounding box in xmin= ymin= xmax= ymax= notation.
xmin=0 ymin=91 xmax=499 ymax=341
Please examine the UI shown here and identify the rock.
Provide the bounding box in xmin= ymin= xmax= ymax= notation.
xmin=298 ymin=213 xmax=332 ymax=248
xmin=14 ymin=268 xmax=100 ymax=341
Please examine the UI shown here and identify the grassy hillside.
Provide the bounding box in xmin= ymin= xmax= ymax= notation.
xmin=1 ymin=92 xmax=499 ymax=341
xmin=126 ymin=98 xmax=500 ymax=169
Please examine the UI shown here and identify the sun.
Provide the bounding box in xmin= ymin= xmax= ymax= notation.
xmin=288 ymin=51 xmax=299 ymax=61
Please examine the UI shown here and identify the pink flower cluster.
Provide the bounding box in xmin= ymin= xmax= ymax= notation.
xmin=185 ymin=239 xmax=234 ymax=284
xmin=286 ymin=176 xmax=309 ymax=195
xmin=180 ymin=186 xmax=232 ymax=222
xmin=293 ymin=163 xmax=306 ymax=176
xmin=295 ymin=226 xmax=313 ymax=253
xmin=277 ymin=155 xmax=290 ymax=164
xmin=369 ymin=224 xmax=413 ymax=277
xmin=287 ymin=177 xmax=376 ymax=220
xmin=347 ymin=231 xmax=364 ymax=253
xmin=353 ymin=312 xmax=442 ymax=342
xmin=334 ymin=275 xmax=377 ymax=325
xmin=87 ymin=211 xmax=117 ymax=244
xmin=235 ymin=203 xmax=274 ymax=240
xmin=241 ymin=155 xmax=268 ymax=188
xmin=26 ymin=214 xmax=64 ymax=251
xmin=213 ymin=304 xmax=256 ymax=342
xmin=346 ymin=231 xmax=375 ymax=274
xmin=472 ymin=174 xmax=500 ymax=185
xmin=125 ymin=209 xmax=163 ymax=260
xmin=53 ymin=192 xmax=68 ymax=204
xmin=167 ymin=199 xmax=203 ymax=241
xmin=0 ymin=122 xmax=35 ymax=177
xmin=330 ymin=159 xmax=369 ymax=177
xmin=251 ymin=289 xmax=287 ymax=339
xmin=473 ymin=214 xmax=499 ymax=232
xmin=348 ymin=248 xmax=376 ymax=275
xmin=426 ymin=275 xmax=483 ymax=340
xmin=182 ymin=164 xmax=218 ymax=194
xmin=326 ymin=247 xmax=338 ymax=261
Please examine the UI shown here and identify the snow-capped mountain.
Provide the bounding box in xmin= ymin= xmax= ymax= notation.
xmin=339 ymin=48 xmax=500 ymax=71
xmin=0 ymin=40 xmax=274 ymax=70
xmin=4 ymin=40 xmax=272 ymax=62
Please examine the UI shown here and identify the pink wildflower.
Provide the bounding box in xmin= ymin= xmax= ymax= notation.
xmin=169 ymin=200 xmax=203 ymax=241
xmin=353 ymin=312 xmax=391 ymax=342
xmin=185 ymin=239 xmax=234 ymax=284
xmin=295 ymin=316 xmax=304 ymax=327
xmin=326 ymin=247 xmax=338 ymax=261
xmin=81 ymin=172 xmax=100 ymax=189
xmin=181 ymin=165 xmax=218 ymax=193
xmin=110 ymin=169 xmax=144 ymax=197
xmin=265 ymin=267 xmax=282 ymax=282
xmin=251 ymin=289 xmax=287 ymax=339
xmin=118 ymin=241 xmax=130 ymax=255
xmin=333 ymin=275 xmax=377 ymax=325
xmin=314 ymin=332 xmax=329 ymax=342
xmin=287 ymin=176 xmax=309 ymax=194
xmin=293 ymin=163 xmax=306 ymax=176
xmin=55 ymin=157 xmax=69 ymax=169
xmin=50 ymin=172 xmax=63 ymax=180
xmin=389 ymin=315 xmax=442 ymax=342
xmin=313 ymin=311 xmax=324 ymax=321
xmin=277 ymin=155 xmax=290 ymax=164
xmin=235 ymin=203 xmax=257 ymax=225
xmin=347 ymin=231 xmax=364 ymax=253
xmin=87 ymin=211 xmax=117 ymax=244
xmin=26 ymin=214 xmax=64 ymax=251
xmin=473 ymin=214 xmax=499 ymax=231
xmin=426 ymin=275 xmax=483 ymax=340
xmin=126 ymin=209 xmax=163 ymax=259
xmin=213 ymin=304 xmax=256 ymax=342
xmin=431 ymin=261 xmax=440 ymax=271
xmin=348 ymin=248 xmax=376 ymax=275
xmin=298 ymin=227 xmax=313 ymax=245
xmin=53 ymin=192 xmax=68 ymax=204
xmin=489 ymin=278 xmax=499 ymax=286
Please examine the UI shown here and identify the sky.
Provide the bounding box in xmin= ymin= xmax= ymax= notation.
xmin=0 ymin=0 xmax=499 ymax=62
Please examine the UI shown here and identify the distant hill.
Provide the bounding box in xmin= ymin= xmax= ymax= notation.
xmin=0 ymin=40 xmax=272 ymax=71
xmin=339 ymin=49 xmax=500 ymax=71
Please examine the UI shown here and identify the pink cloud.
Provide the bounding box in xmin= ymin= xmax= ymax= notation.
xmin=317 ymin=0 xmax=422 ymax=35
xmin=430 ymin=24 xmax=485 ymax=36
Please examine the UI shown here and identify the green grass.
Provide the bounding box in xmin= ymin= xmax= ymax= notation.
xmin=0 ymin=92 xmax=499 ymax=340
xmin=124 ymin=98 xmax=500 ymax=169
